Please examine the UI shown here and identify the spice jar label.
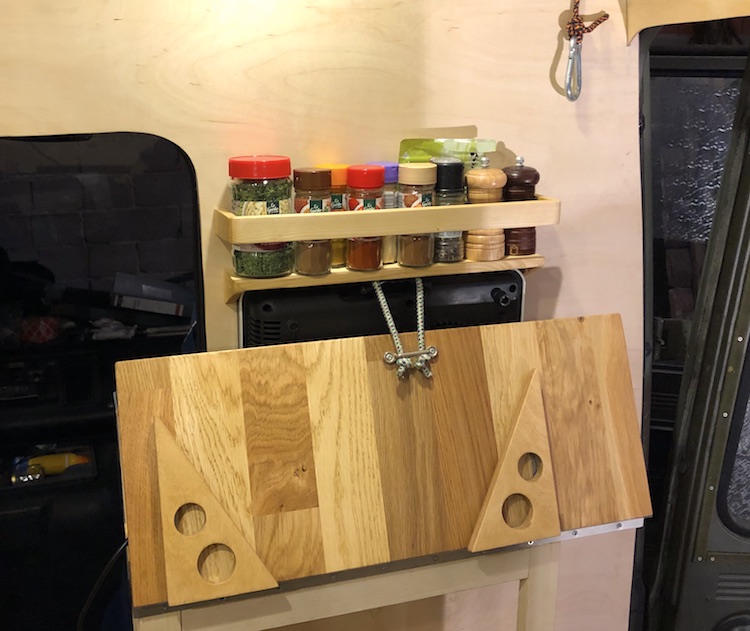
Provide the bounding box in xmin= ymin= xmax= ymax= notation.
xmin=232 ymin=199 xmax=292 ymax=216
xmin=348 ymin=196 xmax=384 ymax=211
xmin=397 ymin=192 xmax=433 ymax=208
xmin=331 ymin=193 xmax=345 ymax=211
xmin=294 ymin=196 xmax=332 ymax=213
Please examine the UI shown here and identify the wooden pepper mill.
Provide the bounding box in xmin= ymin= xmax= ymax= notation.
xmin=464 ymin=166 xmax=507 ymax=261
xmin=502 ymin=156 xmax=540 ymax=256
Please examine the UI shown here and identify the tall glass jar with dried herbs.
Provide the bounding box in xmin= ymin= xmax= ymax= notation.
xmin=229 ymin=155 xmax=294 ymax=278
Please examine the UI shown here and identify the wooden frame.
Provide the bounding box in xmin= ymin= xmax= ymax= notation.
xmin=134 ymin=544 xmax=561 ymax=631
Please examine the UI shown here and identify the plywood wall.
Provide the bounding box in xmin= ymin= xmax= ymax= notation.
xmin=0 ymin=1 xmax=642 ymax=629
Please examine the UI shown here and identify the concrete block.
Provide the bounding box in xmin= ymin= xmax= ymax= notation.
xmin=31 ymin=175 xmax=84 ymax=212
xmin=0 ymin=178 xmax=33 ymax=213
xmin=137 ymin=238 xmax=194 ymax=274
xmin=133 ymin=171 xmax=196 ymax=207
xmin=31 ymin=213 xmax=83 ymax=247
xmin=80 ymin=173 xmax=134 ymax=210
xmin=0 ymin=215 xmax=33 ymax=252
xmin=88 ymin=242 xmax=139 ymax=278
xmin=37 ymin=245 xmax=88 ymax=282
xmin=83 ymin=206 xmax=181 ymax=244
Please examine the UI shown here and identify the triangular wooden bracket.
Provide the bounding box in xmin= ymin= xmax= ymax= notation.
xmin=154 ymin=421 xmax=278 ymax=606
xmin=468 ymin=370 xmax=561 ymax=552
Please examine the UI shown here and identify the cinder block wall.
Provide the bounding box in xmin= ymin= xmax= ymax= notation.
xmin=0 ymin=133 xmax=197 ymax=293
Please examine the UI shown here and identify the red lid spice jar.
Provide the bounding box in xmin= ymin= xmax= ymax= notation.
xmin=502 ymin=156 xmax=540 ymax=257
xmin=229 ymin=155 xmax=292 ymax=216
xmin=346 ymin=165 xmax=385 ymax=271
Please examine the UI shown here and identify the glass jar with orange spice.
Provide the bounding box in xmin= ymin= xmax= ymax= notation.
xmin=315 ymin=163 xmax=348 ymax=267
xmin=345 ymin=165 xmax=384 ymax=271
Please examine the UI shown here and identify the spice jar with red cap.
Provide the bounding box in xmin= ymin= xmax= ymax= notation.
xmin=229 ymin=155 xmax=293 ymax=216
xmin=502 ymin=156 xmax=540 ymax=256
xmin=228 ymin=155 xmax=294 ymax=278
xmin=346 ymin=165 xmax=385 ymax=271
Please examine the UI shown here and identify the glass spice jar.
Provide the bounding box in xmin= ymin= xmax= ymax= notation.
xmin=293 ymin=168 xmax=332 ymax=276
xmin=229 ymin=155 xmax=293 ymax=216
xmin=397 ymin=234 xmax=434 ymax=267
xmin=229 ymin=155 xmax=293 ymax=273
xmin=397 ymin=163 xmax=436 ymax=268
xmin=233 ymin=243 xmax=293 ymax=278
xmin=346 ymin=165 xmax=385 ymax=271
xmin=315 ymin=163 xmax=349 ymax=267
xmin=367 ymin=161 xmax=399 ymax=263
xmin=294 ymin=240 xmax=332 ymax=276
xmin=431 ymin=157 xmax=465 ymax=263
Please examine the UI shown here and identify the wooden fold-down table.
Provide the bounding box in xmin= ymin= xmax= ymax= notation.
xmin=116 ymin=314 xmax=651 ymax=631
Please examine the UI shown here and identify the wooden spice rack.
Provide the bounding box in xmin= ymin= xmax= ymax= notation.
xmin=214 ymin=197 xmax=560 ymax=301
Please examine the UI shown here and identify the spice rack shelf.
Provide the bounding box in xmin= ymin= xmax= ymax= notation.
xmin=214 ymin=196 xmax=559 ymax=301
xmin=224 ymin=256 xmax=544 ymax=301
xmin=213 ymin=196 xmax=560 ymax=243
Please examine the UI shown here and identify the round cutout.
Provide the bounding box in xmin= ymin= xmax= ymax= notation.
xmin=198 ymin=543 xmax=236 ymax=584
xmin=502 ymin=494 xmax=533 ymax=529
xmin=174 ymin=503 xmax=206 ymax=536
xmin=518 ymin=452 xmax=543 ymax=481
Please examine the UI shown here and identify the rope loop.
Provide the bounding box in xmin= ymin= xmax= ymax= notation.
xmin=566 ymin=0 xmax=609 ymax=45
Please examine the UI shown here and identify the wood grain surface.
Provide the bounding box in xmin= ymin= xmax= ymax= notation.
xmin=115 ymin=314 xmax=651 ymax=608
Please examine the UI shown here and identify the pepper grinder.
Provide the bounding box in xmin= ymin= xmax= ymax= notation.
xmin=464 ymin=165 xmax=507 ymax=261
xmin=502 ymin=156 xmax=540 ymax=257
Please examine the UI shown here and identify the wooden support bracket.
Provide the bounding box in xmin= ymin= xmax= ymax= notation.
xmin=154 ymin=421 xmax=278 ymax=606
xmin=468 ymin=370 xmax=561 ymax=552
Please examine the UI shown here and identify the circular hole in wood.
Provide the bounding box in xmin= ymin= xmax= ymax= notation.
xmin=198 ymin=543 xmax=236 ymax=584
xmin=502 ymin=494 xmax=533 ymax=529
xmin=174 ymin=503 xmax=206 ymax=536
xmin=518 ymin=452 xmax=543 ymax=481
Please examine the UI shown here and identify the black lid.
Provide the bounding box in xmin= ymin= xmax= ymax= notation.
xmin=432 ymin=158 xmax=464 ymax=192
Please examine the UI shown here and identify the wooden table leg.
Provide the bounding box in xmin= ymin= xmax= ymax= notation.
xmin=516 ymin=542 xmax=561 ymax=631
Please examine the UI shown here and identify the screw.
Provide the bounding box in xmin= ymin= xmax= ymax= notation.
xmin=739 ymin=336 xmax=744 ymax=342
xmin=697 ymin=556 xmax=703 ymax=562
xmin=572 ymin=530 xmax=578 ymax=537
xmin=709 ymin=485 xmax=715 ymax=491
xmin=527 ymin=541 xmax=535 ymax=546
xmin=616 ymin=523 xmax=622 ymax=529
xmin=723 ymin=412 xmax=729 ymax=418
xmin=710 ymin=556 xmax=716 ymax=562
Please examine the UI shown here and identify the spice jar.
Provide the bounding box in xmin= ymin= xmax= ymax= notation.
xmin=503 ymin=156 xmax=541 ymax=256
xmin=432 ymin=157 xmax=465 ymax=263
xmin=346 ymin=165 xmax=385 ymax=271
xmin=368 ymin=161 xmax=399 ymax=263
xmin=315 ymin=163 xmax=349 ymax=267
xmin=294 ymin=168 xmax=332 ymax=276
xmin=294 ymin=240 xmax=332 ymax=276
xmin=233 ymin=243 xmax=293 ymax=278
xmin=229 ymin=155 xmax=292 ymax=216
xmin=397 ymin=163 xmax=436 ymax=268
xmin=464 ymin=167 xmax=507 ymax=262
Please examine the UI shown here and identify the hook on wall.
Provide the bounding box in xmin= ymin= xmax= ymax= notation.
xmin=564 ymin=0 xmax=609 ymax=101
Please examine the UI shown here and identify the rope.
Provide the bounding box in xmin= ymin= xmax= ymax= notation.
xmin=373 ymin=279 xmax=433 ymax=379
xmin=566 ymin=0 xmax=609 ymax=45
